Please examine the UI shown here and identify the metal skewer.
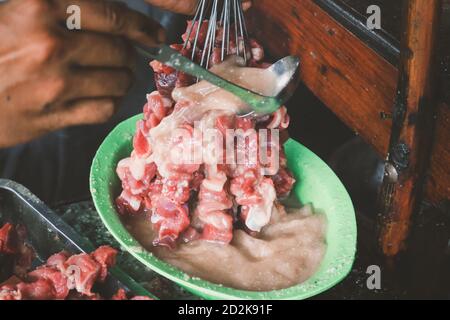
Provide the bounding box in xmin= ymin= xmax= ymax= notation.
xmin=134 ymin=0 xmax=301 ymax=116
xmin=184 ymin=0 xmax=249 ymax=68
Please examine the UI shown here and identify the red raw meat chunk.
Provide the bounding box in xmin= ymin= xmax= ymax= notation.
xmin=0 ymin=223 xmax=17 ymax=254
xmin=209 ymin=47 xmax=222 ymax=66
xmin=115 ymin=91 xmax=176 ymax=215
xmin=46 ymin=251 xmax=70 ymax=271
xmin=182 ymin=20 xmax=209 ymax=46
xmin=112 ymin=288 xmax=153 ymax=300
xmin=64 ymin=253 xmax=101 ymax=296
xmin=149 ymin=60 xmax=164 ymax=73
xmin=193 ymin=167 xmax=234 ymax=244
xmin=201 ymin=220 xmax=233 ymax=244
xmin=144 ymin=91 xmax=173 ymax=129
xmin=16 ymin=278 xmax=57 ymax=300
xmin=151 ymin=44 xmax=195 ymax=97
xmin=176 ymin=69 xmax=196 ymax=88
xmin=151 ymin=198 xmax=190 ymax=248
xmin=1 ymin=245 xmax=122 ymax=300
xmin=150 ymin=59 xmax=175 ymax=75
xmin=215 ymin=114 xmax=235 ymax=135
xmin=91 ymin=245 xmax=118 ymax=282
xmin=230 ymin=169 xmax=261 ymax=203
xmin=147 ymin=176 xmax=164 ymax=208
xmin=272 ymin=167 xmax=296 ymax=198
xmin=116 ymin=190 xmax=144 ymax=215
xmin=117 ymin=159 xmax=157 ymax=197
xmin=154 ymin=71 xmax=178 ymax=98
xmin=0 ymin=284 xmax=22 ymax=300
xmin=249 ymin=38 xmax=264 ymax=62
xmin=235 ymin=116 xmax=255 ymax=131
xmin=130 ymin=295 xmax=153 ymax=300
xmin=133 ymin=121 xmax=151 ymax=158
xmin=196 ymin=187 xmax=233 ymax=213
xmin=28 ymin=266 xmax=69 ymax=300
xmin=266 ymin=106 xmax=290 ymax=129
xmin=112 ymin=288 xmax=128 ymax=300
xmin=161 ymin=177 xmax=192 ymax=204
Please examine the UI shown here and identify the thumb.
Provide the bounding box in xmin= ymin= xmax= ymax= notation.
xmin=242 ymin=0 xmax=252 ymax=11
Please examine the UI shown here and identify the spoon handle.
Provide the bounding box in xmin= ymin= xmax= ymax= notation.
xmin=134 ymin=44 xmax=281 ymax=115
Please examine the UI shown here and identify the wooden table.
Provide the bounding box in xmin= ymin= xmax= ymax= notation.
xmin=246 ymin=0 xmax=449 ymax=257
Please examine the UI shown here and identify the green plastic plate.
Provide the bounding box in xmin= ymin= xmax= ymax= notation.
xmin=90 ymin=114 xmax=357 ymax=300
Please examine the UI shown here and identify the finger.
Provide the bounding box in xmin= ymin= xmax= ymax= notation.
xmin=69 ymin=32 xmax=135 ymax=68
xmin=40 ymin=98 xmax=118 ymax=130
xmin=56 ymin=0 xmax=166 ymax=46
xmin=62 ymin=67 xmax=134 ymax=101
xmin=144 ymin=0 xmax=199 ymax=15
xmin=242 ymin=1 xmax=252 ymax=11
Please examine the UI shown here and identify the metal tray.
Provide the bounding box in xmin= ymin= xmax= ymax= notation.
xmin=0 ymin=179 xmax=155 ymax=299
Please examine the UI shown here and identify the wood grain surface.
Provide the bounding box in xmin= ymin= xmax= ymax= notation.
xmin=246 ymin=0 xmax=449 ymax=206
xmin=377 ymin=0 xmax=442 ymax=256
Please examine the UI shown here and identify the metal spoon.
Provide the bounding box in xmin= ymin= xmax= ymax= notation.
xmin=135 ymin=44 xmax=300 ymax=116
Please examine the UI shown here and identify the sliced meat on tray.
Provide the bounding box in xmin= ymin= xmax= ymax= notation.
xmin=0 ymin=227 xmax=144 ymax=301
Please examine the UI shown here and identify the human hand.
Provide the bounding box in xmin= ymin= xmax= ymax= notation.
xmin=145 ymin=0 xmax=252 ymax=15
xmin=0 ymin=0 xmax=165 ymax=147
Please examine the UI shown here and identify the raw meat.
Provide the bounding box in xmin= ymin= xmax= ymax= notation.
xmin=0 ymin=228 xmax=143 ymax=300
xmin=16 ymin=279 xmax=57 ymax=300
xmin=0 ymin=223 xmax=35 ymax=277
xmin=28 ymin=267 xmax=69 ymax=299
xmin=116 ymin=21 xmax=296 ymax=248
xmin=91 ymin=245 xmax=118 ymax=282
xmin=64 ymin=253 xmax=101 ymax=296
xmin=112 ymin=288 xmax=153 ymax=300
xmin=0 ymin=223 xmax=16 ymax=254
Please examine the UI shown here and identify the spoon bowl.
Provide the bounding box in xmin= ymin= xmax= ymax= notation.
xmin=135 ymin=44 xmax=301 ymax=116
xmin=238 ymin=55 xmax=301 ymax=118
xmin=269 ymin=56 xmax=301 ymax=94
